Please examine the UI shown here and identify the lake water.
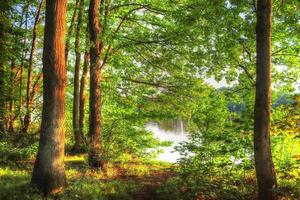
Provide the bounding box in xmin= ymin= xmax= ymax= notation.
xmin=145 ymin=120 xmax=188 ymax=163
xmin=146 ymin=120 xmax=247 ymax=165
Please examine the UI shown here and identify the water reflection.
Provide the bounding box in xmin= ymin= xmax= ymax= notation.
xmin=145 ymin=119 xmax=188 ymax=163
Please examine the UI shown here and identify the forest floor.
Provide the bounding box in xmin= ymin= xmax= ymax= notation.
xmin=1 ymin=142 xmax=299 ymax=200
xmin=103 ymin=164 xmax=176 ymax=200
xmin=121 ymin=170 xmax=176 ymax=200
xmin=0 ymin=154 xmax=177 ymax=200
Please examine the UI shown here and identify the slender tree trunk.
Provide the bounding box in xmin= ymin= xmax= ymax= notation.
xmin=23 ymin=0 xmax=43 ymax=134
xmin=79 ymin=35 xmax=89 ymax=139
xmin=4 ymin=102 xmax=9 ymax=131
xmin=0 ymin=11 xmax=8 ymax=136
xmin=88 ymin=0 xmax=104 ymax=168
xmin=8 ymin=61 xmax=16 ymax=133
xmin=72 ymin=0 xmax=85 ymax=152
xmin=31 ymin=0 xmax=67 ymax=195
xmin=19 ymin=60 xmax=24 ymax=128
xmin=65 ymin=0 xmax=80 ymax=66
xmin=254 ymin=0 xmax=277 ymax=200
xmin=0 ymin=60 xmax=6 ymax=136
xmin=18 ymin=2 xmax=30 ymax=129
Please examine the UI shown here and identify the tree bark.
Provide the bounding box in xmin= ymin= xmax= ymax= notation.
xmin=65 ymin=0 xmax=80 ymax=66
xmin=72 ymin=0 xmax=85 ymax=152
xmin=79 ymin=32 xmax=90 ymax=142
xmin=0 ymin=57 xmax=6 ymax=136
xmin=31 ymin=0 xmax=67 ymax=195
xmin=0 ymin=8 xmax=4 ymax=136
xmin=23 ymin=0 xmax=43 ymax=134
xmin=88 ymin=0 xmax=104 ymax=168
xmin=8 ymin=61 xmax=16 ymax=133
xmin=254 ymin=0 xmax=277 ymax=200
xmin=18 ymin=2 xmax=30 ymax=129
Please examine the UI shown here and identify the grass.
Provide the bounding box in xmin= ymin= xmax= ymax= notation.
xmin=1 ymin=155 xmax=299 ymax=200
xmin=0 ymin=143 xmax=299 ymax=200
xmin=0 ymin=154 xmax=174 ymax=200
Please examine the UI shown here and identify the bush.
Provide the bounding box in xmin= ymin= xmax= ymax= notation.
xmin=0 ymin=142 xmax=38 ymax=165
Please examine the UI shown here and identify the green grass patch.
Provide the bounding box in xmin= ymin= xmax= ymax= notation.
xmin=0 ymin=154 xmax=173 ymax=200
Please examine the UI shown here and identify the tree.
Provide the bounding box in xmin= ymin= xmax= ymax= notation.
xmin=254 ymin=0 xmax=277 ymax=199
xmin=88 ymin=0 xmax=104 ymax=168
xmin=65 ymin=0 xmax=80 ymax=65
xmin=0 ymin=0 xmax=19 ymax=136
xmin=79 ymin=31 xmax=90 ymax=142
xmin=31 ymin=0 xmax=67 ymax=195
xmin=23 ymin=0 xmax=43 ymax=134
xmin=72 ymin=0 xmax=85 ymax=152
xmin=0 ymin=66 xmax=4 ymax=135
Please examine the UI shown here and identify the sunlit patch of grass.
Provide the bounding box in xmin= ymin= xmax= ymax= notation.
xmin=65 ymin=154 xmax=86 ymax=162
xmin=64 ymin=169 xmax=142 ymax=200
xmin=123 ymin=163 xmax=152 ymax=176
xmin=63 ymin=155 xmax=173 ymax=199
xmin=117 ymin=159 xmax=172 ymax=177
xmin=66 ymin=168 xmax=83 ymax=179
xmin=0 ymin=154 xmax=174 ymax=200
xmin=116 ymin=153 xmax=133 ymax=163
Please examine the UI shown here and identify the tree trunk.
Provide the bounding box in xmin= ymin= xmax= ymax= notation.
xmin=79 ymin=37 xmax=89 ymax=139
xmin=0 ymin=62 xmax=5 ymax=136
xmin=65 ymin=0 xmax=80 ymax=66
xmin=88 ymin=0 xmax=104 ymax=168
xmin=0 ymin=9 xmax=9 ymax=136
xmin=31 ymin=0 xmax=67 ymax=195
xmin=254 ymin=0 xmax=277 ymax=200
xmin=18 ymin=2 xmax=30 ymax=129
xmin=72 ymin=0 xmax=85 ymax=152
xmin=23 ymin=0 xmax=43 ymax=134
xmin=8 ymin=61 xmax=16 ymax=133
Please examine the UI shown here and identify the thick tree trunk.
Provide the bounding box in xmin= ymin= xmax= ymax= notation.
xmin=31 ymin=0 xmax=67 ymax=195
xmin=254 ymin=0 xmax=277 ymax=200
xmin=88 ymin=0 xmax=104 ymax=168
xmin=23 ymin=0 xmax=43 ymax=134
xmin=72 ymin=0 xmax=85 ymax=152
